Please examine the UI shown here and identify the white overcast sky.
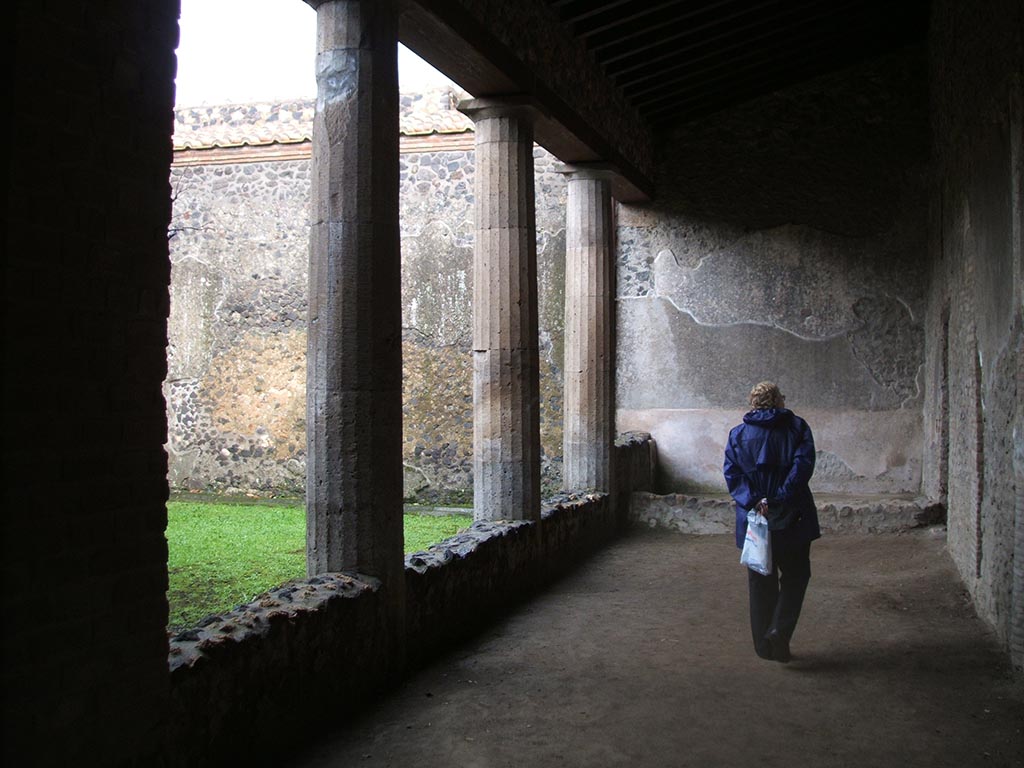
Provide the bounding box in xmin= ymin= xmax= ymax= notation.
xmin=174 ymin=0 xmax=456 ymax=107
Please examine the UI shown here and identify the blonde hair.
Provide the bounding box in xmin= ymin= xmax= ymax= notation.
xmin=749 ymin=381 xmax=785 ymax=410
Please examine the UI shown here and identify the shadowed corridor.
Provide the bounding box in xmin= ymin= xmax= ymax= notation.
xmin=294 ymin=530 xmax=1023 ymax=768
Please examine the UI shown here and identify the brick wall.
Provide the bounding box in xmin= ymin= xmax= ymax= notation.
xmin=927 ymin=0 xmax=1024 ymax=662
xmin=3 ymin=0 xmax=178 ymax=763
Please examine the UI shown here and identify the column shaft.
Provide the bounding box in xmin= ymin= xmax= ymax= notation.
xmin=563 ymin=171 xmax=615 ymax=491
xmin=306 ymin=0 xmax=403 ymax=584
xmin=460 ymin=100 xmax=542 ymax=522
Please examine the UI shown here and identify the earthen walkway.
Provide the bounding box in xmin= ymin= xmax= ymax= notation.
xmin=294 ymin=529 xmax=1024 ymax=767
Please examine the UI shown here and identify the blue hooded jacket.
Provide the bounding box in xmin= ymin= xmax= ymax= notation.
xmin=724 ymin=408 xmax=821 ymax=549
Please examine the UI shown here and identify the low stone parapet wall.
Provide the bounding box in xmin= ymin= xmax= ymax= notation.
xmin=405 ymin=493 xmax=617 ymax=666
xmin=164 ymin=435 xmax=657 ymax=765
xmin=630 ymin=492 xmax=946 ymax=535
xmin=166 ymin=574 xmax=393 ymax=765
xmin=615 ymin=430 xmax=656 ymax=495
xmin=165 ymin=493 xmax=631 ymax=765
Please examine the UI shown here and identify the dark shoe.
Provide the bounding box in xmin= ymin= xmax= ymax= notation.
xmin=765 ymin=629 xmax=791 ymax=663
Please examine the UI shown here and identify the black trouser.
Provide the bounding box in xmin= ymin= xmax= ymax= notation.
xmin=747 ymin=535 xmax=811 ymax=658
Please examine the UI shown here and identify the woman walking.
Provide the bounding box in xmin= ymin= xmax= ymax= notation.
xmin=724 ymin=382 xmax=821 ymax=662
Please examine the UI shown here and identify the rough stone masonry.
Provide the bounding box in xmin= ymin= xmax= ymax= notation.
xmin=167 ymin=90 xmax=569 ymax=503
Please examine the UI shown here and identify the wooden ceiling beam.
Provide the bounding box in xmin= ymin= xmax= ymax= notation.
xmin=604 ymin=0 xmax=839 ymax=78
xmin=615 ymin=0 xmax=852 ymax=89
xmin=399 ymin=0 xmax=654 ymax=200
xmin=626 ymin=5 xmax=865 ymax=100
xmin=557 ymin=0 xmax=634 ymax=26
xmin=587 ymin=0 xmax=741 ymax=51
xmin=596 ymin=0 xmax=783 ymax=66
xmin=640 ymin=46 xmax=864 ymax=121
xmin=630 ymin=28 xmax=867 ymax=111
xmin=573 ymin=0 xmax=691 ymax=39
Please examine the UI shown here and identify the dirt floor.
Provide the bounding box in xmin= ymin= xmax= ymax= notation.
xmin=292 ymin=528 xmax=1024 ymax=768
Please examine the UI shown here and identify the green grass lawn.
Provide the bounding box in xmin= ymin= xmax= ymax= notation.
xmin=166 ymin=500 xmax=471 ymax=632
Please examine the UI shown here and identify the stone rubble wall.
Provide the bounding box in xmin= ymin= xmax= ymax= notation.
xmin=167 ymin=124 xmax=567 ymax=502
xmin=167 ymin=158 xmax=311 ymax=495
xmin=615 ymin=48 xmax=931 ymax=499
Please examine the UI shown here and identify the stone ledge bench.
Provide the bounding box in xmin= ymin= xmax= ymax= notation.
xmin=630 ymin=492 xmax=945 ymax=535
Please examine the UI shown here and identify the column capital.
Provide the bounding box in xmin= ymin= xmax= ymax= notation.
xmin=555 ymin=162 xmax=620 ymax=183
xmin=457 ymin=95 xmax=547 ymax=125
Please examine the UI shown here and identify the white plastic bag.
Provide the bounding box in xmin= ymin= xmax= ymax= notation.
xmin=740 ymin=509 xmax=772 ymax=575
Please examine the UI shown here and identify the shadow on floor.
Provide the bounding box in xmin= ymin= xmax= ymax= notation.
xmin=293 ymin=528 xmax=1024 ymax=768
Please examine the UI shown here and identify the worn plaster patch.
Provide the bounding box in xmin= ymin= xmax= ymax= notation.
xmin=402 ymin=342 xmax=474 ymax=498
xmin=402 ymin=220 xmax=473 ymax=347
xmin=167 ymin=258 xmax=223 ymax=380
xmin=316 ymin=49 xmax=359 ymax=110
xmin=815 ymin=450 xmax=861 ymax=482
xmin=847 ymin=295 xmax=924 ymax=405
xmin=403 ymin=463 xmax=431 ymax=499
xmin=651 ymin=225 xmax=889 ymax=340
xmin=203 ymin=329 xmax=306 ymax=441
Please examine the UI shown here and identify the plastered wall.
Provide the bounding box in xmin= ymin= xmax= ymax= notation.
xmin=616 ymin=49 xmax=931 ymax=497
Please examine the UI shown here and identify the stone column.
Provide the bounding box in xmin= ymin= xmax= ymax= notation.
xmin=458 ymin=98 xmax=542 ymax=523
xmin=305 ymin=0 xmax=403 ymax=589
xmin=560 ymin=166 xmax=616 ymax=492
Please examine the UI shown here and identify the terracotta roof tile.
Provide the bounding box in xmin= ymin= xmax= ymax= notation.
xmin=174 ymin=88 xmax=473 ymax=151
